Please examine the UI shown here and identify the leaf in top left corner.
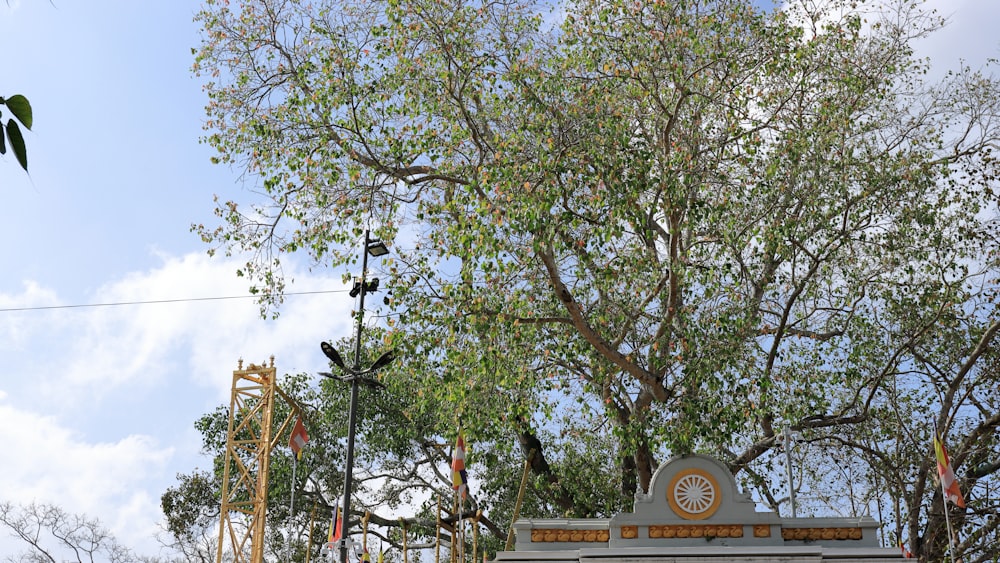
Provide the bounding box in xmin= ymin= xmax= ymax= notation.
xmin=5 ymin=95 xmax=32 ymax=130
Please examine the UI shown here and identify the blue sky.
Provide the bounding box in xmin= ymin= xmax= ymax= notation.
xmin=0 ymin=0 xmax=997 ymax=560
xmin=0 ymin=1 xmax=361 ymax=558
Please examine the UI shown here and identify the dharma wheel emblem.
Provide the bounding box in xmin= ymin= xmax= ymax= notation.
xmin=667 ymin=468 xmax=721 ymax=520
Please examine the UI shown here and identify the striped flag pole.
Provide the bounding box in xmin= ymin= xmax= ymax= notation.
xmin=452 ymin=430 xmax=468 ymax=500
xmin=327 ymin=508 xmax=343 ymax=560
xmin=452 ymin=430 xmax=468 ymax=563
xmin=451 ymin=426 xmax=469 ymax=563
xmin=933 ymin=421 xmax=962 ymax=562
xmin=287 ymin=417 xmax=310 ymax=561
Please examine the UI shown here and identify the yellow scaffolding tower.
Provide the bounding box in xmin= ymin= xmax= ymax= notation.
xmin=216 ymin=357 xmax=300 ymax=563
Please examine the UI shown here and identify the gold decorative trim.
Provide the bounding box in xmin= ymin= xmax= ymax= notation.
xmin=647 ymin=524 xmax=743 ymax=539
xmin=620 ymin=525 xmax=638 ymax=539
xmin=666 ymin=468 xmax=722 ymax=520
xmin=530 ymin=529 xmax=610 ymax=543
xmin=753 ymin=525 xmax=771 ymax=538
xmin=781 ymin=527 xmax=863 ymax=541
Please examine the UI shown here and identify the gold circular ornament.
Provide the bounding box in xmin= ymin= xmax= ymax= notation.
xmin=667 ymin=468 xmax=721 ymax=520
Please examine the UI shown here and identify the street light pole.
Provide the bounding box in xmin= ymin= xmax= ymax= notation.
xmin=339 ymin=230 xmax=371 ymax=563
xmin=319 ymin=229 xmax=394 ymax=563
xmin=338 ymin=384 xmax=360 ymax=563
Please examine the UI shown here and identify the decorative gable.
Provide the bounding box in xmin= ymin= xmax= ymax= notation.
xmin=511 ymin=454 xmax=885 ymax=555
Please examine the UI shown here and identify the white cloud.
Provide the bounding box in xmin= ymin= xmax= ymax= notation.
xmin=0 ymin=400 xmax=173 ymax=550
xmin=0 ymin=251 xmax=369 ymax=557
xmin=0 ymin=281 xmax=61 ymax=349
xmin=3 ymin=252 xmax=358 ymax=408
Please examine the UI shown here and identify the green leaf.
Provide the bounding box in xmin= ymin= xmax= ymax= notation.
xmin=5 ymin=94 xmax=32 ymax=130
xmin=6 ymin=119 xmax=27 ymax=171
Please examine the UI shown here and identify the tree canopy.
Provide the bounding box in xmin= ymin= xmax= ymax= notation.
xmin=188 ymin=0 xmax=1000 ymax=560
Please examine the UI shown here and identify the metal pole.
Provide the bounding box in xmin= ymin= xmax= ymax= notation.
xmin=783 ymin=425 xmax=797 ymax=518
xmin=340 ymin=230 xmax=371 ymax=563
xmin=505 ymin=450 xmax=534 ymax=551
xmin=287 ymin=456 xmax=298 ymax=562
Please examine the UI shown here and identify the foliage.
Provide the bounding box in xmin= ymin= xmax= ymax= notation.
xmin=189 ymin=0 xmax=1000 ymax=560
xmin=160 ymin=469 xmax=220 ymax=562
xmin=0 ymin=94 xmax=32 ymax=171
xmin=164 ymin=364 xmax=516 ymax=562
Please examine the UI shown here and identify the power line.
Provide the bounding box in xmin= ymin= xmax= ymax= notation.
xmin=0 ymin=289 xmax=349 ymax=313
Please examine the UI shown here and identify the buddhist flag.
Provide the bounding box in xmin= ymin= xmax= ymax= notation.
xmin=289 ymin=416 xmax=309 ymax=460
xmin=452 ymin=431 xmax=468 ymax=499
xmin=934 ymin=433 xmax=966 ymax=508
xmin=328 ymin=508 xmax=343 ymax=548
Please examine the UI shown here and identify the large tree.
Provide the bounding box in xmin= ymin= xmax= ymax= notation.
xmin=190 ymin=0 xmax=1000 ymax=560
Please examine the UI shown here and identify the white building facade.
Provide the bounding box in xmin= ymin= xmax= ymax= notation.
xmin=499 ymin=455 xmax=902 ymax=563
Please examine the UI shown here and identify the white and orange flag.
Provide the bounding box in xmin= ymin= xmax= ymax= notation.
xmin=934 ymin=433 xmax=966 ymax=508
xmin=327 ymin=508 xmax=342 ymax=548
xmin=289 ymin=416 xmax=309 ymax=460
xmin=452 ymin=431 xmax=468 ymax=499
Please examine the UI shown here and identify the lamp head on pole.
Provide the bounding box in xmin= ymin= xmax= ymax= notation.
xmin=369 ymin=349 xmax=396 ymax=372
xmin=321 ymin=341 xmax=348 ymax=371
xmin=366 ymin=239 xmax=389 ymax=257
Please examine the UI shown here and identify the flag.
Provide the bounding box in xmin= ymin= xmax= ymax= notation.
xmin=934 ymin=433 xmax=966 ymax=508
xmin=328 ymin=508 xmax=343 ymax=548
xmin=452 ymin=431 xmax=468 ymax=499
xmin=899 ymin=542 xmax=913 ymax=558
xmin=289 ymin=416 xmax=309 ymax=460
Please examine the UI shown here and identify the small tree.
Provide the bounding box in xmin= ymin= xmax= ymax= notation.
xmin=0 ymin=500 xmax=142 ymax=563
